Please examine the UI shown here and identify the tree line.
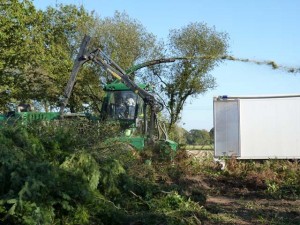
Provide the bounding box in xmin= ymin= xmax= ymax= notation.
xmin=186 ymin=128 xmax=214 ymax=145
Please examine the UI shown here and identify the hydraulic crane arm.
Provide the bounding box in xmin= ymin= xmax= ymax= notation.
xmin=60 ymin=35 xmax=162 ymax=117
xmin=59 ymin=35 xmax=91 ymax=116
xmin=86 ymin=48 xmax=157 ymax=105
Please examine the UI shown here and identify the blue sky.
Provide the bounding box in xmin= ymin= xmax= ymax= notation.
xmin=34 ymin=0 xmax=300 ymax=131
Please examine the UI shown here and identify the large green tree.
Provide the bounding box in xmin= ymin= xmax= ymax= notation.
xmin=138 ymin=23 xmax=229 ymax=130
xmin=0 ymin=1 xmax=95 ymax=111
xmin=0 ymin=0 xmax=45 ymax=110
xmin=41 ymin=4 xmax=99 ymax=112
xmin=0 ymin=2 xmax=104 ymax=112
xmin=165 ymin=23 xmax=228 ymax=129
xmin=92 ymin=11 xmax=163 ymax=78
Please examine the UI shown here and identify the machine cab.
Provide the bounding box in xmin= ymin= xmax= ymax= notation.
xmin=101 ymin=83 xmax=145 ymax=122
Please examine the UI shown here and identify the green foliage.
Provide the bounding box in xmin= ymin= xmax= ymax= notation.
xmin=0 ymin=122 xmax=208 ymax=224
xmin=186 ymin=129 xmax=212 ymax=145
xmin=165 ymin=22 xmax=229 ymax=128
xmin=2 ymin=126 xmax=292 ymax=225
xmin=168 ymin=123 xmax=188 ymax=144
xmin=98 ymin=159 xmax=125 ymax=196
xmin=94 ymin=11 xmax=162 ymax=72
xmin=60 ymin=152 xmax=100 ymax=190
xmin=145 ymin=191 xmax=205 ymax=225
xmin=8 ymin=124 xmax=300 ymax=224
xmin=42 ymin=4 xmax=102 ymax=112
xmin=0 ymin=122 xmax=119 ymax=224
xmin=0 ymin=0 xmax=43 ymax=109
xmin=0 ymin=1 xmax=93 ymax=111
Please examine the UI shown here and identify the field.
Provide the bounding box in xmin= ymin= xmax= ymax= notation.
xmin=184 ymin=145 xmax=214 ymax=150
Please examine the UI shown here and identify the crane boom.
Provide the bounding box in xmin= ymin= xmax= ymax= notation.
xmin=60 ymin=35 xmax=163 ymax=116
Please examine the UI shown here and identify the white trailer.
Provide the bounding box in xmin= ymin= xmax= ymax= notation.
xmin=214 ymin=94 xmax=300 ymax=159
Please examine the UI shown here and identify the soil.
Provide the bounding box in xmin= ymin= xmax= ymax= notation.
xmin=182 ymin=174 xmax=300 ymax=225
xmin=205 ymin=195 xmax=300 ymax=225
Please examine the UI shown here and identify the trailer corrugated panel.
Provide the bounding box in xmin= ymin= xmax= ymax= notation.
xmin=214 ymin=95 xmax=300 ymax=159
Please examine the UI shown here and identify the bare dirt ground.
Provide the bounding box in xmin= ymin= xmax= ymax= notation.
xmin=182 ymin=150 xmax=300 ymax=224
xmin=206 ymin=195 xmax=300 ymax=225
xmin=182 ymin=174 xmax=300 ymax=225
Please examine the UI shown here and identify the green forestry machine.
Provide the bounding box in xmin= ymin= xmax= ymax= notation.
xmin=0 ymin=35 xmax=177 ymax=151
xmin=0 ymin=90 xmax=61 ymax=125
xmin=60 ymin=35 xmax=177 ymax=151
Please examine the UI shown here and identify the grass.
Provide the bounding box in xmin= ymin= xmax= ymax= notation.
xmin=184 ymin=144 xmax=214 ymax=150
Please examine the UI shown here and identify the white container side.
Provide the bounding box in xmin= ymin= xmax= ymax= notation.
xmin=214 ymin=95 xmax=300 ymax=159
xmin=238 ymin=97 xmax=300 ymax=159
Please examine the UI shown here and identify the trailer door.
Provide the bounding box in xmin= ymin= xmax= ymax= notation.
xmin=214 ymin=99 xmax=240 ymax=157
